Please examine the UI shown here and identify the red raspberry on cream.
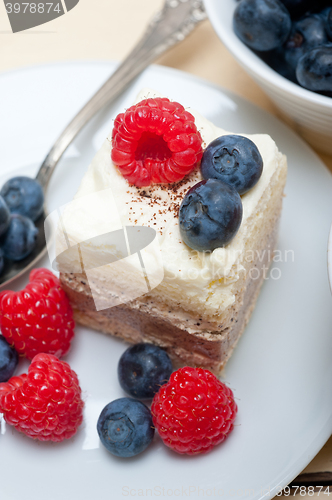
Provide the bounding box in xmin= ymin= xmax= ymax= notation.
xmin=111 ymin=97 xmax=203 ymax=187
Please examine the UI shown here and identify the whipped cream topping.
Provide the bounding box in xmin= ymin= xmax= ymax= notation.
xmin=60 ymin=89 xmax=284 ymax=311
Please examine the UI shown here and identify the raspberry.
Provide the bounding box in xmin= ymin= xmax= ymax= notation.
xmin=111 ymin=97 xmax=203 ymax=187
xmin=0 ymin=353 xmax=84 ymax=442
xmin=151 ymin=366 xmax=237 ymax=455
xmin=0 ymin=268 xmax=75 ymax=360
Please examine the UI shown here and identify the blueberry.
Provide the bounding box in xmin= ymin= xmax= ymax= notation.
xmin=97 ymin=398 xmax=154 ymax=458
xmin=0 ymin=248 xmax=4 ymax=275
xmin=0 ymin=336 xmax=19 ymax=382
xmin=0 ymin=176 xmax=44 ymax=222
xmin=0 ymin=195 xmax=10 ymax=238
xmin=279 ymin=0 xmax=311 ymax=17
xmin=179 ymin=179 xmax=243 ymax=252
xmin=320 ymin=6 xmax=331 ymax=24
xmin=0 ymin=214 xmax=38 ymax=261
xmin=201 ymin=135 xmax=263 ymax=195
xmin=327 ymin=8 xmax=332 ymax=40
xmin=118 ymin=343 xmax=172 ymax=399
xmin=296 ymin=44 xmax=332 ymax=92
xmin=282 ymin=14 xmax=328 ymax=81
xmin=234 ymin=0 xmax=291 ymax=51
xmin=262 ymin=47 xmax=298 ymax=82
xmin=0 ymin=248 xmax=4 ymax=274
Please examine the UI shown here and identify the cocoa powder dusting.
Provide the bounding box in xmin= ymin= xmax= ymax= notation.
xmin=126 ymin=168 xmax=202 ymax=234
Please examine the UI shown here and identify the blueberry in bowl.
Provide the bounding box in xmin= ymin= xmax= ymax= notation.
xmin=203 ymin=0 xmax=332 ymax=152
xmin=118 ymin=343 xmax=172 ymax=399
xmin=319 ymin=6 xmax=332 ymax=26
xmin=327 ymin=8 xmax=332 ymax=39
xmin=0 ymin=248 xmax=4 ymax=275
xmin=233 ymin=0 xmax=291 ymax=51
xmin=232 ymin=0 xmax=332 ymax=96
xmin=279 ymin=0 xmax=312 ymax=18
xmin=97 ymin=398 xmax=154 ymax=458
xmin=280 ymin=13 xmax=328 ymax=82
xmin=296 ymin=44 xmax=332 ymax=93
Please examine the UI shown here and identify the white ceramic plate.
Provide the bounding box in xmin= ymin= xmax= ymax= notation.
xmin=0 ymin=61 xmax=332 ymax=500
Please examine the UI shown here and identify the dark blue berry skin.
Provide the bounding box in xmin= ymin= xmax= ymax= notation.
xmin=262 ymin=47 xmax=298 ymax=82
xmin=283 ymin=14 xmax=328 ymax=81
xmin=118 ymin=343 xmax=172 ymax=399
xmin=0 ymin=195 xmax=10 ymax=238
xmin=279 ymin=0 xmax=311 ymax=17
xmin=0 ymin=214 xmax=38 ymax=261
xmin=0 ymin=176 xmax=44 ymax=222
xmin=234 ymin=0 xmax=291 ymax=52
xmin=97 ymin=398 xmax=154 ymax=458
xmin=0 ymin=248 xmax=4 ymax=275
xmin=201 ymin=135 xmax=263 ymax=195
xmin=179 ymin=179 xmax=243 ymax=252
xmin=296 ymin=44 xmax=332 ymax=92
xmin=320 ymin=6 xmax=331 ymax=24
xmin=327 ymin=8 xmax=332 ymax=40
xmin=0 ymin=336 xmax=19 ymax=383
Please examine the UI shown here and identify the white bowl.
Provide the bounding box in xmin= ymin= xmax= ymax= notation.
xmin=203 ymin=0 xmax=332 ymax=154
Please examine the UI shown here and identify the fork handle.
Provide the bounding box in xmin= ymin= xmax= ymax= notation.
xmin=36 ymin=0 xmax=206 ymax=190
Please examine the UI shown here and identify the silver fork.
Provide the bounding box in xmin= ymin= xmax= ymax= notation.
xmin=0 ymin=0 xmax=206 ymax=288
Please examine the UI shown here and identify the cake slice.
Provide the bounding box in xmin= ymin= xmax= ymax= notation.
xmin=57 ymin=89 xmax=287 ymax=374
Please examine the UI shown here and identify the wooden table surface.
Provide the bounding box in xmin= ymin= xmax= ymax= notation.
xmin=1 ymin=0 xmax=332 ymax=491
